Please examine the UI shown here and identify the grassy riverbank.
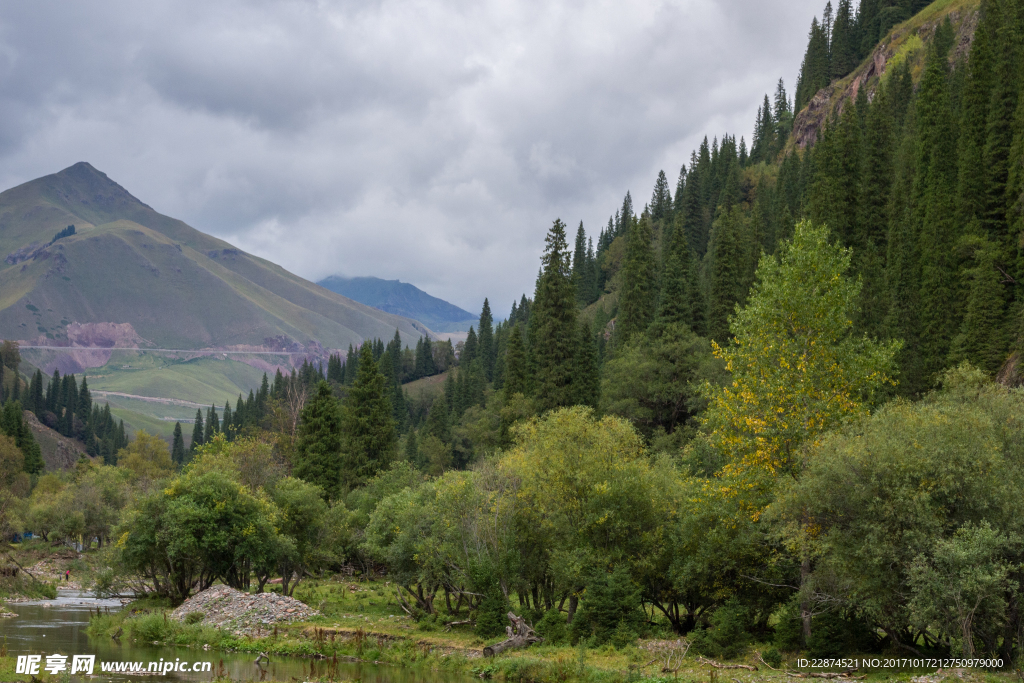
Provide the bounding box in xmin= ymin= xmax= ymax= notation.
xmin=78 ymin=578 xmax=1019 ymax=683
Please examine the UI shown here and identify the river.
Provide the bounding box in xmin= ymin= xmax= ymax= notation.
xmin=2 ymin=590 xmax=466 ymax=683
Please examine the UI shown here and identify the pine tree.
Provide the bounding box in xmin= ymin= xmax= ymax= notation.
xmin=885 ymin=110 xmax=926 ymax=396
xmin=773 ymin=79 xmax=793 ymax=156
xmin=479 ymin=298 xmax=495 ymax=380
xmin=443 ymin=369 xmax=456 ymax=412
xmin=222 ymin=402 xmax=233 ymax=440
xmin=795 ymin=15 xmax=831 ymax=113
xmin=404 ymin=429 xmax=420 ymax=465
xmin=77 ymin=376 xmax=91 ymax=426
xmin=706 ymin=206 xmax=748 ymax=343
xmin=682 ymin=149 xmax=710 ymax=257
xmin=958 ymin=3 xmax=997 ymax=232
xmin=807 ymin=105 xmax=861 ymax=248
xmin=46 ymin=369 xmax=59 ymax=414
xmin=618 ymin=192 xmax=635 ymax=238
xmin=340 ymin=343 xmax=397 ymax=489
xmin=573 ymin=222 xmax=590 ymax=307
xmin=687 ymin=254 xmax=708 ymax=337
xmin=981 ymin=7 xmax=1020 ymax=258
xmin=345 ymin=344 xmax=357 ymax=385
xmin=617 ymin=212 xmax=657 ymax=342
xmin=952 ymin=238 xmax=1008 ymax=372
xmin=751 ymin=95 xmax=774 ymax=164
xmin=462 ymin=327 xmax=478 ymax=366
xmin=574 ymin=319 xmax=600 ymax=409
xmin=204 ymin=405 xmax=218 ymax=442
xmin=171 ymin=422 xmax=186 ymax=467
xmin=295 ymin=381 xmax=343 ymax=499
xmin=856 ymin=84 xmax=896 ymax=337
xmin=915 ymin=30 xmax=961 ymax=382
xmin=29 ymin=369 xmax=45 ymax=415
xmin=651 ymin=170 xmax=672 ymax=222
xmin=424 ymin=395 xmax=452 ymax=444
xmin=503 ymin=325 xmax=528 ymax=398
xmin=1010 ymin=58 xmax=1024 ymax=294
xmin=327 ymin=354 xmax=344 ymax=383
xmin=830 ymin=0 xmax=857 ymax=79
xmin=190 ymin=409 xmax=204 ymax=452
xmin=530 ymin=219 xmax=580 ymax=412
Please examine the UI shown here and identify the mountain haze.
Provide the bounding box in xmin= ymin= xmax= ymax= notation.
xmin=0 ymin=163 xmax=431 ymax=352
xmin=317 ymin=276 xmax=478 ymax=333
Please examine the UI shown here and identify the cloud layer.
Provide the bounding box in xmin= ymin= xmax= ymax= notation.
xmin=0 ymin=0 xmax=825 ymax=314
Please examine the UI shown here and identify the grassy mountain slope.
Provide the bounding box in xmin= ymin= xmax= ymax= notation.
xmin=0 ymin=163 xmax=432 ymax=352
xmin=318 ymin=275 xmax=478 ymax=333
xmin=791 ymin=0 xmax=981 ymax=148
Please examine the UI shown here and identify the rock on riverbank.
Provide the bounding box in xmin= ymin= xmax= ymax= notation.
xmin=169 ymin=586 xmax=319 ymax=634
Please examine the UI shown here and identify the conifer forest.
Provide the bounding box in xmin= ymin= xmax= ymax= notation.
xmin=4 ymin=0 xmax=1024 ymax=673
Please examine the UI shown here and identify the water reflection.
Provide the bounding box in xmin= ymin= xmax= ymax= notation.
xmin=2 ymin=590 xmax=467 ymax=683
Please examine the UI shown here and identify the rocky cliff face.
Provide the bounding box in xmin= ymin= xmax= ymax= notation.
xmin=791 ymin=4 xmax=980 ymax=150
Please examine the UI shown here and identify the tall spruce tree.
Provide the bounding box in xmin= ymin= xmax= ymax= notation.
xmin=479 ymin=299 xmax=495 ymax=380
xmin=957 ymin=3 xmax=998 ymax=231
xmin=855 ymin=85 xmax=896 ymax=337
xmin=884 ymin=108 xmax=926 ymax=396
xmin=503 ymin=325 xmax=528 ymax=397
xmin=830 ymin=0 xmax=857 ymax=79
xmin=190 ymin=409 xmax=204 ymax=452
xmin=650 ymin=170 xmax=672 ymax=222
xmin=340 ymin=343 xmax=397 ymax=489
xmin=171 ymin=422 xmax=186 ymax=467
xmin=529 ymin=219 xmax=580 ymax=412
xmin=706 ymin=206 xmax=748 ymax=343
xmin=915 ymin=29 xmax=961 ymax=382
xmin=295 ymin=381 xmax=343 ymax=499
xmin=617 ymin=212 xmax=658 ymax=343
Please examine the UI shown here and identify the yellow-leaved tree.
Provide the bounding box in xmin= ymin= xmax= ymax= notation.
xmin=702 ymin=220 xmax=900 ymax=484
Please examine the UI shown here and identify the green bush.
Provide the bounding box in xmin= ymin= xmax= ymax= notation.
xmin=689 ymin=599 xmax=751 ymax=659
xmin=569 ymin=566 xmax=644 ymax=647
xmin=473 ymin=564 xmax=512 ymax=639
xmin=806 ymin=610 xmax=876 ymax=658
xmin=416 ymin=613 xmax=440 ymax=631
xmin=535 ymin=608 xmax=568 ymax=645
xmin=125 ymin=612 xmax=176 ymax=642
xmin=474 ymin=585 xmax=511 ymax=638
xmin=184 ymin=612 xmax=204 ymax=625
xmin=762 ymin=646 xmax=783 ymax=669
xmin=772 ymin=598 xmax=803 ymax=651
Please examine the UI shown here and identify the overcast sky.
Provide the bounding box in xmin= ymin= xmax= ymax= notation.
xmin=0 ymin=0 xmax=825 ymax=315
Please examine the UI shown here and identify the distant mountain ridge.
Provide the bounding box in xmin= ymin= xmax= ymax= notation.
xmin=318 ymin=276 xmax=478 ymax=333
xmin=0 ymin=162 xmax=430 ymax=357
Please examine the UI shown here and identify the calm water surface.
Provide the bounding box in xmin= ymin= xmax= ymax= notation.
xmin=2 ymin=590 xmax=467 ymax=683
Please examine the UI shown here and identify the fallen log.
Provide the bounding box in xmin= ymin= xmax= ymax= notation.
xmin=482 ymin=612 xmax=543 ymax=657
xmin=697 ymin=656 xmax=758 ymax=672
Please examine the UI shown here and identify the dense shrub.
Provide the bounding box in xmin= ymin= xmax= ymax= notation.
xmin=689 ymin=599 xmax=751 ymax=659
xmin=569 ymin=567 xmax=645 ymax=647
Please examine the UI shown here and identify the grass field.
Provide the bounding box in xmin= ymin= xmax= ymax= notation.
xmin=85 ymin=353 xmax=271 ymax=406
xmin=403 ymin=371 xmax=449 ymax=402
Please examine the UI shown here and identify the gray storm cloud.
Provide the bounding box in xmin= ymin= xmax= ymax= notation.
xmin=0 ymin=0 xmax=826 ymax=314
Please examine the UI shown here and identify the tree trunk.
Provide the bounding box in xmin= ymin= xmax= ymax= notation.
xmin=800 ymin=557 xmax=812 ymax=644
xmin=567 ymin=594 xmax=578 ymax=624
xmin=483 ymin=612 xmax=544 ymax=657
